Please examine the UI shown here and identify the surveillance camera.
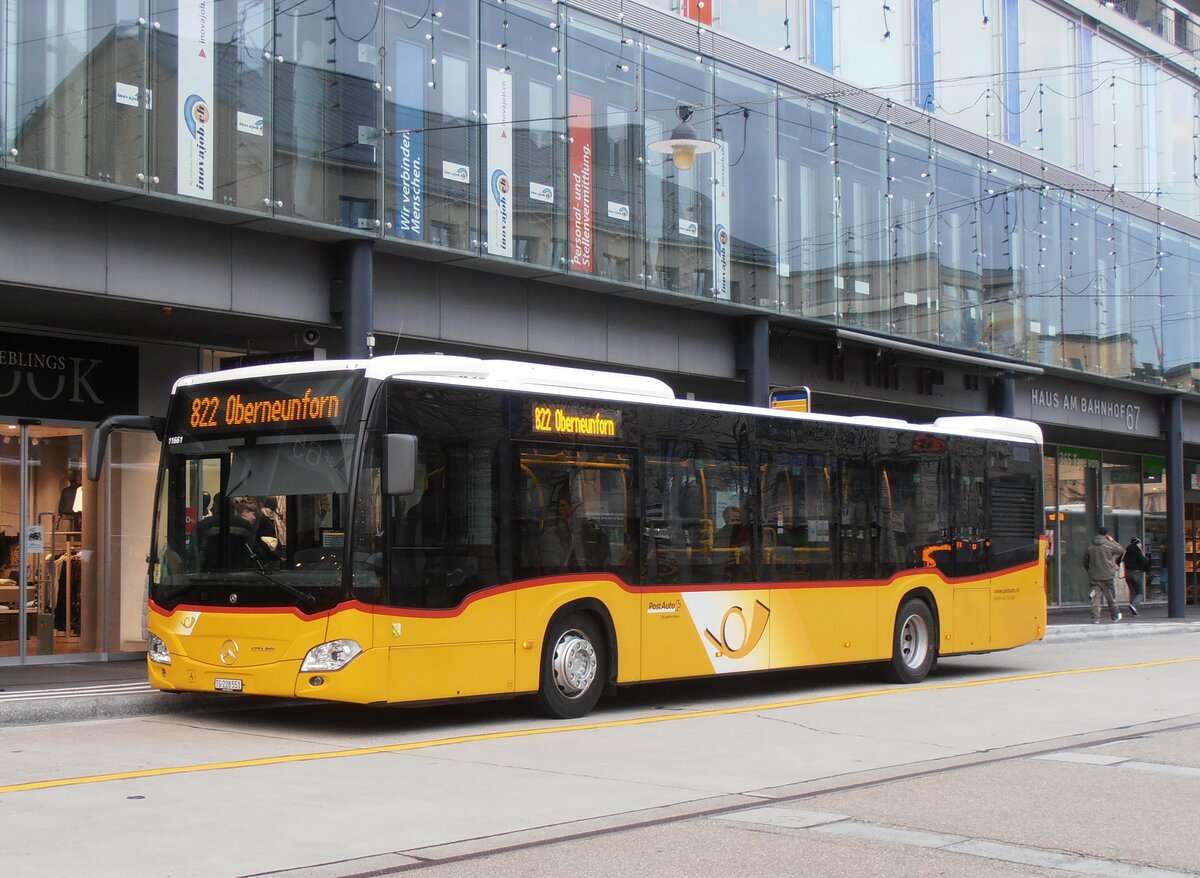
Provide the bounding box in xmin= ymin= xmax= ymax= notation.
xmin=302 ymin=328 xmax=321 ymax=347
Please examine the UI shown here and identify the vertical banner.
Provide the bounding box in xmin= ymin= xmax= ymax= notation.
xmin=568 ymin=93 xmax=594 ymax=273
xmin=178 ymin=0 xmax=214 ymax=200
xmin=712 ymin=139 xmax=730 ymax=300
xmin=395 ymin=41 xmax=425 ymax=240
xmin=486 ymin=67 xmax=514 ymax=258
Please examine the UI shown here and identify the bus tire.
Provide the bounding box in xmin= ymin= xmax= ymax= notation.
xmin=885 ymin=597 xmax=936 ymax=684
xmin=537 ymin=613 xmax=605 ymax=719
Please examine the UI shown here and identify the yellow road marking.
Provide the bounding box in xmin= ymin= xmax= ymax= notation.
xmin=4 ymin=656 xmax=1198 ymax=796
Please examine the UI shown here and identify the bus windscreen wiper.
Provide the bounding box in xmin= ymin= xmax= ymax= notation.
xmin=238 ymin=569 xmax=318 ymax=606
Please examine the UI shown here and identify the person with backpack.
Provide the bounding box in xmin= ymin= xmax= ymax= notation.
xmin=1083 ymin=527 xmax=1124 ymax=624
xmin=1123 ymin=536 xmax=1148 ymax=617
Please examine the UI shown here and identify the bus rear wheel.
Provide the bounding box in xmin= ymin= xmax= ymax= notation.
xmin=885 ymin=598 xmax=936 ymax=684
xmin=537 ymin=613 xmax=605 ymax=719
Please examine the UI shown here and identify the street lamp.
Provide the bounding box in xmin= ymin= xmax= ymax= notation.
xmin=648 ymin=105 xmax=720 ymax=171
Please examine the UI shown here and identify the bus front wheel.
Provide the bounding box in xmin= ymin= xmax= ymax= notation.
xmin=537 ymin=613 xmax=605 ymax=719
xmin=885 ymin=598 xmax=936 ymax=684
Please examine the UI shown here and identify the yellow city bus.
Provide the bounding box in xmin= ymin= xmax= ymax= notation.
xmin=95 ymin=355 xmax=1046 ymax=718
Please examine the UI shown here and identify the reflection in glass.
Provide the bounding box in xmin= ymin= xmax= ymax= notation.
xmin=274 ymin=0 xmax=381 ymax=228
xmin=563 ymin=10 xmax=640 ymax=282
xmin=715 ymin=64 xmax=777 ymax=307
xmin=480 ymin=0 xmax=563 ymax=267
xmin=1161 ymin=233 xmax=1197 ymax=391
xmin=778 ymin=98 xmax=835 ymax=319
xmin=644 ymin=37 xmax=712 ymax=297
xmin=1019 ymin=182 xmax=1065 ymax=367
xmin=937 ymin=145 xmax=983 ymax=350
xmin=8 ymin=1 xmax=145 ymax=187
xmin=836 ymin=110 xmax=886 ymax=331
xmin=151 ymin=2 xmax=271 ymax=209
xmin=888 ymin=133 xmax=938 ymax=343
xmin=979 ymin=165 xmax=1022 ymax=359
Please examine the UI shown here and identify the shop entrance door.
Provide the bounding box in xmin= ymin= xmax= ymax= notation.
xmin=0 ymin=422 xmax=89 ymax=662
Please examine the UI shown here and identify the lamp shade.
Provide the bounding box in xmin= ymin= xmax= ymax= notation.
xmin=648 ymin=106 xmax=720 ymax=170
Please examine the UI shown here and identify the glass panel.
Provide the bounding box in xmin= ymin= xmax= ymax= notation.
xmin=0 ymin=427 xmax=89 ymax=659
xmin=518 ymin=448 xmax=635 ymax=580
xmin=384 ymin=386 xmax=503 ymax=609
xmin=1103 ymin=452 xmax=1141 ymax=608
xmin=562 ymin=9 xmax=640 ymax=282
xmin=879 ymin=449 xmax=948 ymax=578
xmin=644 ymin=36 xmax=712 ymax=296
xmin=936 ymin=145 xmax=983 ymax=350
xmin=778 ymin=97 xmax=835 ymax=320
xmin=980 ymin=164 xmax=1022 ymax=358
xmin=149 ymin=0 xmax=271 ymax=208
xmin=1043 ymin=447 xmax=1058 ymax=604
xmin=1120 ymin=217 xmax=1161 ymax=382
xmin=381 ymin=0 xmax=478 ymax=251
xmin=1142 ymin=456 xmax=1166 ymax=601
xmin=109 ymin=429 xmax=159 ymax=653
xmin=837 ymin=428 xmax=874 ymax=580
xmin=889 ymin=132 xmax=937 ymax=342
xmin=715 ymin=64 xmax=777 ymax=307
xmin=273 ymin=0 xmax=382 ymax=228
xmin=1020 ymin=0 xmax=1076 ymax=171
xmin=1061 ymin=193 xmax=1101 ymax=374
xmin=835 ymin=110 xmax=886 ymax=330
xmin=1162 ymin=233 xmax=1196 ymax=391
xmin=1057 ymin=446 xmax=1101 ymax=604
xmin=480 ymin=0 xmax=563 ymax=267
xmin=642 ymin=412 xmax=751 ymax=585
xmin=9 ymin=1 xmax=146 ymax=186
xmin=1019 ymin=181 xmax=1064 ymax=367
xmin=758 ymin=423 xmax=836 ymax=582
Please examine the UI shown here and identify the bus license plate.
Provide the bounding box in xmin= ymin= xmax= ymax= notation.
xmin=214 ymin=678 xmax=243 ymax=692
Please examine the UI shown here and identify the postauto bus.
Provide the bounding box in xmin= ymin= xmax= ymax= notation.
xmin=92 ymin=356 xmax=1046 ymax=718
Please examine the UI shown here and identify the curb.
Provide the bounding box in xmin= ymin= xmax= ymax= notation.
xmin=1042 ymin=622 xmax=1200 ymax=644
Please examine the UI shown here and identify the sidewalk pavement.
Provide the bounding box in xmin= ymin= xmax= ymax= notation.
xmin=2 ymin=604 xmax=1197 ymax=727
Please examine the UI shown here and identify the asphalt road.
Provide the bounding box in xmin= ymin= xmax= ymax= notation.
xmin=3 ymin=632 xmax=1199 ymax=878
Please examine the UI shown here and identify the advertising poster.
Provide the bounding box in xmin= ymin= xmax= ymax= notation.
xmin=486 ymin=67 xmax=514 ymax=258
xmin=177 ymin=0 xmax=214 ymax=200
xmin=395 ymin=41 xmax=425 ymax=240
xmin=712 ymin=139 xmax=730 ymax=299
xmin=568 ymin=93 xmax=594 ymax=272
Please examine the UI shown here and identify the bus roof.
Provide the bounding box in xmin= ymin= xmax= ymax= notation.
xmin=175 ymin=354 xmax=1043 ymax=445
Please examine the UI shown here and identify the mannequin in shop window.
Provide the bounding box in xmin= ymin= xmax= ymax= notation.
xmin=58 ymin=472 xmax=82 ymax=533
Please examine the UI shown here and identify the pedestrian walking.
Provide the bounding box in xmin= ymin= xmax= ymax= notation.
xmin=1123 ymin=536 xmax=1148 ymax=616
xmin=1083 ymin=526 xmax=1124 ymax=623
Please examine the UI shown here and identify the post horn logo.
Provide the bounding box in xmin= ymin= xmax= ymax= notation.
xmin=703 ymin=600 xmax=770 ymax=659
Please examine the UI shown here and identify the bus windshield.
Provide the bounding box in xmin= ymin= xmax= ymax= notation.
xmin=151 ymin=371 xmax=366 ymax=612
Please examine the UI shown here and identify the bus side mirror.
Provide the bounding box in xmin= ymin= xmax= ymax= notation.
xmin=87 ymin=415 xmax=165 ymax=481
xmin=386 ymin=434 xmax=418 ymax=496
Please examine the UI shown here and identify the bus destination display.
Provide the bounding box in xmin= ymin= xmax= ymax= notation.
xmin=531 ymin=402 xmax=621 ymax=439
xmin=171 ymin=374 xmax=364 ymax=440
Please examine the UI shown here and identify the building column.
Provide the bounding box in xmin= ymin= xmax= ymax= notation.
xmin=740 ymin=315 xmax=770 ymax=407
xmin=990 ymin=376 xmax=1016 ymax=418
xmin=1165 ymin=394 xmax=1186 ymax=618
xmin=335 ymin=240 xmax=375 ymax=359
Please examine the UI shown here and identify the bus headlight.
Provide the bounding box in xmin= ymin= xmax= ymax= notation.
xmin=301 ymin=639 xmax=363 ymax=672
xmin=148 ymin=633 xmax=172 ymax=665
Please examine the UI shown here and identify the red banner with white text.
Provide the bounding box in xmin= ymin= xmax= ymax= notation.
xmin=568 ymin=93 xmax=594 ymax=273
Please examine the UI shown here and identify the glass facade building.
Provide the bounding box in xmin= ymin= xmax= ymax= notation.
xmin=2 ymin=0 xmax=1200 ymax=649
xmin=4 ymin=0 xmax=1198 ymax=386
